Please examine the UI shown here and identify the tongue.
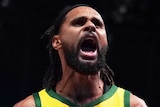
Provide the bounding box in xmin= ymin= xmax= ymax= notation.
xmin=80 ymin=49 xmax=97 ymax=60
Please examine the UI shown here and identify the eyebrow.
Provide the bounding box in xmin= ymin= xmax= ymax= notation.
xmin=71 ymin=16 xmax=102 ymax=23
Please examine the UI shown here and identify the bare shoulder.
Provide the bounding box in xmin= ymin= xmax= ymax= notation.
xmin=13 ymin=95 xmax=35 ymax=107
xmin=130 ymin=93 xmax=148 ymax=107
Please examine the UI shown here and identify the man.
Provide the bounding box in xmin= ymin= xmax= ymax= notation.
xmin=14 ymin=4 xmax=148 ymax=107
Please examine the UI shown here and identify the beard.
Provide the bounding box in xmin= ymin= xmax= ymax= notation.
xmin=62 ymin=41 xmax=107 ymax=75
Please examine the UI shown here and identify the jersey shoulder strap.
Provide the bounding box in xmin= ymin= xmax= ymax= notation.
xmin=91 ymin=85 xmax=131 ymax=107
xmin=33 ymin=89 xmax=70 ymax=107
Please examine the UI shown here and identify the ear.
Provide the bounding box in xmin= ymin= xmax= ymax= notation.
xmin=52 ymin=35 xmax=62 ymax=50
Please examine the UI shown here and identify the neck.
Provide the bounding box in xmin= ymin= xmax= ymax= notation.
xmin=55 ymin=71 xmax=104 ymax=105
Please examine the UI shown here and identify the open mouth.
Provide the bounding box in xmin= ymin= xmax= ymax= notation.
xmin=79 ymin=37 xmax=98 ymax=60
xmin=81 ymin=38 xmax=97 ymax=52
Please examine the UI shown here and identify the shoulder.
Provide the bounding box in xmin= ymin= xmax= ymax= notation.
xmin=130 ymin=93 xmax=148 ymax=107
xmin=13 ymin=95 xmax=35 ymax=107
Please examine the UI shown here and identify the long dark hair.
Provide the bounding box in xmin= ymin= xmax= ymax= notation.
xmin=42 ymin=4 xmax=114 ymax=90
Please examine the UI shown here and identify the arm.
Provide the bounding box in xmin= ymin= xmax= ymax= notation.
xmin=13 ymin=95 xmax=35 ymax=107
xmin=130 ymin=93 xmax=148 ymax=107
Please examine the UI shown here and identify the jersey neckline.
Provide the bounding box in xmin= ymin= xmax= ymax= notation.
xmin=46 ymin=84 xmax=118 ymax=107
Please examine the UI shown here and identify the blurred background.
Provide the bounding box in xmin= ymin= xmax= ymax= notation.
xmin=0 ymin=0 xmax=159 ymax=106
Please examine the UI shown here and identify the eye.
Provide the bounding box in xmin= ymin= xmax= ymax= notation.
xmin=71 ymin=17 xmax=87 ymax=26
xmin=92 ymin=18 xmax=103 ymax=28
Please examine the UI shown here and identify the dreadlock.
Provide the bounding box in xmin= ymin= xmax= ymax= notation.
xmin=41 ymin=4 xmax=114 ymax=90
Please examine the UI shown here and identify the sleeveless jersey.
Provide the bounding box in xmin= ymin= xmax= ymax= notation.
xmin=33 ymin=85 xmax=130 ymax=107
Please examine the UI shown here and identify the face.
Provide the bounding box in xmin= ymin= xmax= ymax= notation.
xmin=58 ymin=6 xmax=108 ymax=74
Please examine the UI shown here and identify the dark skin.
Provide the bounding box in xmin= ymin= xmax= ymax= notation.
xmin=14 ymin=6 xmax=148 ymax=107
xmin=53 ymin=6 xmax=107 ymax=105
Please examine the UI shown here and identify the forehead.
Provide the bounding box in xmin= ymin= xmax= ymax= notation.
xmin=65 ymin=6 xmax=103 ymax=21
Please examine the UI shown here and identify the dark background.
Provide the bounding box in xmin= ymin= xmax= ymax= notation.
xmin=0 ymin=0 xmax=159 ymax=107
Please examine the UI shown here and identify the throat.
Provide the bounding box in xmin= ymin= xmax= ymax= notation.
xmin=57 ymin=79 xmax=104 ymax=105
xmin=66 ymin=86 xmax=104 ymax=105
xmin=55 ymin=72 xmax=105 ymax=105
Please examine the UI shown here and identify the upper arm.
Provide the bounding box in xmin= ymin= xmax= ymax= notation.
xmin=13 ymin=95 xmax=35 ymax=107
xmin=130 ymin=93 xmax=148 ymax=107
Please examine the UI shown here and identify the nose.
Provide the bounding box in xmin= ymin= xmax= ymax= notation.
xmin=84 ymin=21 xmax=96 ymax=32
